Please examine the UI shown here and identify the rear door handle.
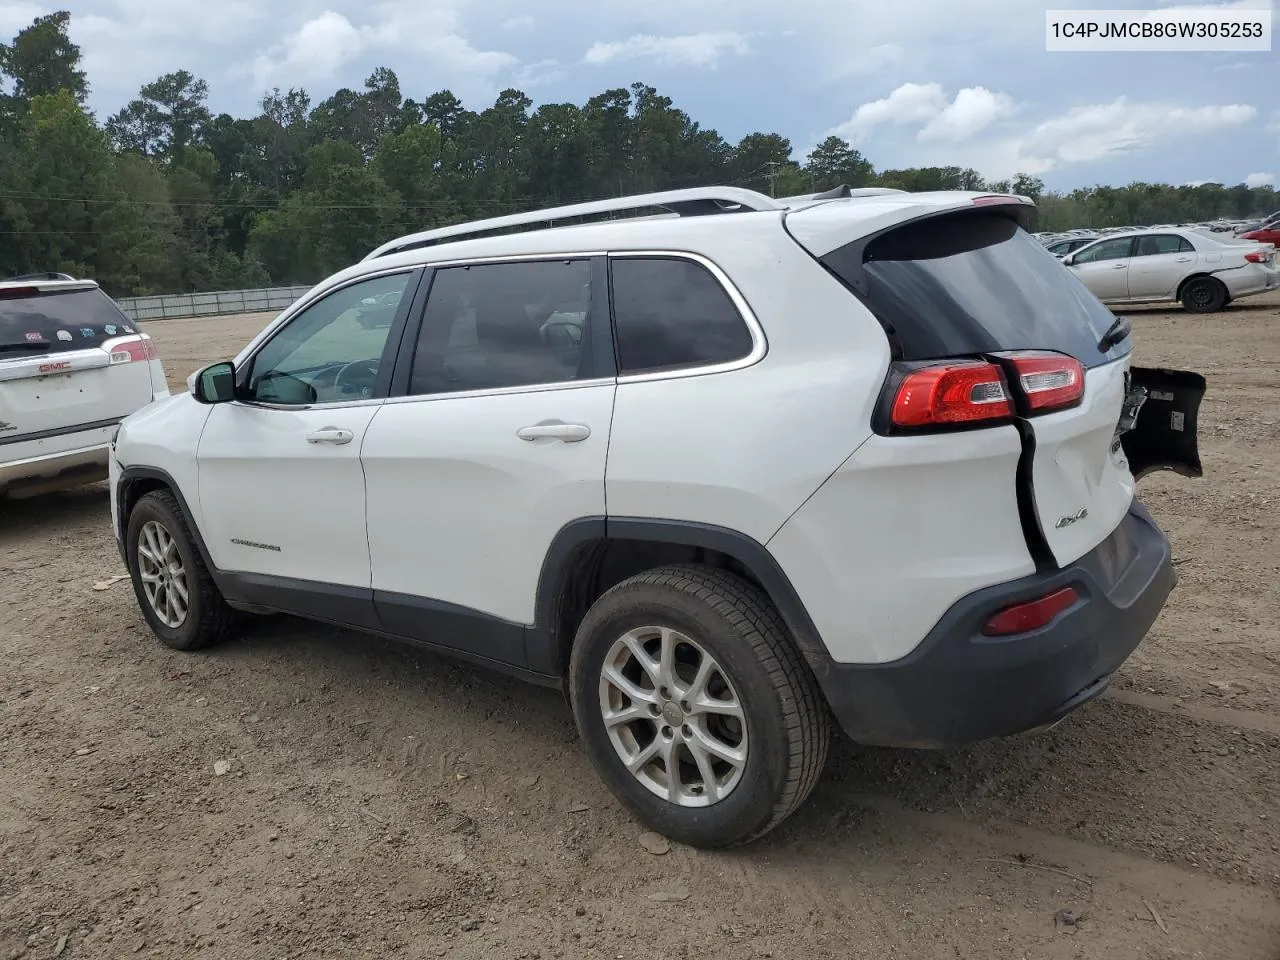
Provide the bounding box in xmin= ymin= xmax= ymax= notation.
xmin=306 ymin=427 xmax=354 ymax=445
xmin=517 ymin=421 xmax=591 ymax=443
xmin=1175 ymin=256 xmax=1193 ymax=262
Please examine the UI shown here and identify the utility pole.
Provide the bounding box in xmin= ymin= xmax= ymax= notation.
xmin=764 ymin=162 xmax=781 ymax=198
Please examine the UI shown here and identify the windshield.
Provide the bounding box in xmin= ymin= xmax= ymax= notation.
xmin=831 ymin=210 xmax=1130 ymax=368
xmin=0 ymin=287 xmax=136 ymax=355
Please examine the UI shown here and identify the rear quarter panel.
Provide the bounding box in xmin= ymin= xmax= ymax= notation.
xmin=603 ymin=221 xmax=891 ymax=544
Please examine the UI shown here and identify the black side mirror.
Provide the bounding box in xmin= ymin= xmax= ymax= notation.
xmin=193 ymin=361 xmax=237 ymax=404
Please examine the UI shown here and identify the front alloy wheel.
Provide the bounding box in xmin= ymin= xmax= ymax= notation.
xmin=599 ymin=626 xmax=747 ymax=806
xmin=137 ymin=520 xmax=189 ymax=628
xmin=125 ymin=489 xmax=238 ymax=651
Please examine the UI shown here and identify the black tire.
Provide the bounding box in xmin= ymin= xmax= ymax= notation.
xmin=569 ymin=565 xmax=831 ymax=847
xmin=1180 ymin=276 xmax=1227 ymax=313
xmin=125 ymin=490 xmax=237 ymax=651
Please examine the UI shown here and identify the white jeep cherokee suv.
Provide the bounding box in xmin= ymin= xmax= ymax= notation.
xmin=2 ymin=274 xmax=167 ymax=499
xmin=109 ymin=186 xmax=1204 ymax=846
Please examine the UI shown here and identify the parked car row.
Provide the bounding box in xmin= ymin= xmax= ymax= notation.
xmin=1038 ymin=225 xmax=1278 ymax=312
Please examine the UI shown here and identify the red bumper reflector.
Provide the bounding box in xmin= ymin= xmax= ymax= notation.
xmin=982 ymin=586 xmax=1079 ymax=637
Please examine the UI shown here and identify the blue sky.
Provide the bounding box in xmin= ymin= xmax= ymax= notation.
xmin=3 ymin=0 xmax=1277 ymax=190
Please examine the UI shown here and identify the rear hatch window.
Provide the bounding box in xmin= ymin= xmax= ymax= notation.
xmin=0 ymin=286 xmax=137 ymax=357
xmin=823 ymin=210 xmax=1130 ymax=367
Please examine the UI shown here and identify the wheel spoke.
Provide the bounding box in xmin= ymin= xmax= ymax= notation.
xmin=692 ymin=693 xmax=744 ymax=722
xmin=625 ymin=738 xmax=661 ymax=774
xmin=686 ymin=654 xmax=715 ymax=702
xmin=620 ymin=632 xmax=661 ymax=685
xmin=602 ymin=663 xmax=657 ymax=706
xmin=171 ymin=589 xmax=187 ymax=621
xmin=688 ymin=723 xmax=745 ymax=769
xmin=659 ymin=734 xmax=682 ymax=802
xmin=657 ymin=627 xmax=677 ymax=692
xmin=603 ymin=702 xmax=649 ymax=728
xmin=170 ymin=575 xmax=189 ymax=603
xmin=685 ymin=737 xmax=720 ymax=803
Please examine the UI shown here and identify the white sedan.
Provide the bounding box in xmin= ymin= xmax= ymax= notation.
xmin=1062 ymin=228 xmax=1278 ymax=312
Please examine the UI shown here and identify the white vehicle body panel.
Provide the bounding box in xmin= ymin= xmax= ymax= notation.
xmin=767 ymin=427 xmax=1035 ymax=664
xmin=196 ymin=400 xmax=382 ymax=587
xmin=362 ymin=383 xmax=615 ymax=628
xmin=1026 ymin=360 xmax=1136 ymax=567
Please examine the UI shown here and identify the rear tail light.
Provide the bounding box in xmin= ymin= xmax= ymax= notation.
xmin=1244 ymin=251 xmax=1271 ymax=263
xmin=1004 ymin=351 xmax=1085 ymax=412
xmin=108 ymin=335 xmax=157 ymax=364
xmin=982 ymin=586 xmax=1079 ymax=636
xmin=890 ymin=361 xmax=1012 ymax=428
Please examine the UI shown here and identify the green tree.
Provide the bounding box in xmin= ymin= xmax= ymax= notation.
xmin=0 ymin=11 xmax=88 ymax=103
xmin=805 ymin=136 xmax=874 ymax=190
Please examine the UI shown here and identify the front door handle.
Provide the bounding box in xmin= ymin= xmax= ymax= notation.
xmin=1111 ymin=263 xmax=1127 ymax=269
xmin=307 ymin=427 xmax=354 ymax=445
xmin=517 ymin=421 xmax=591 ymax=443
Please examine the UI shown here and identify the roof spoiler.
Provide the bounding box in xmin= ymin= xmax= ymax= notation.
xmin=778 ymin=186 xmax=909 ymax=204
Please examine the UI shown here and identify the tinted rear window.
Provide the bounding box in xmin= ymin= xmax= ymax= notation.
xmin=610 ymin=257 xmax=753 ymax=373
xmin=825 ymin=211 xmax=1129 ymax=367
xmin=0 ymin=287 xmax=136 ymax=355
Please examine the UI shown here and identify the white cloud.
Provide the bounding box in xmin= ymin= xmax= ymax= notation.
xmin=253 ymin=11 xmax=361 ymax=87
xmin=250 ymin=4 xmax=517 ymax=94
xmin=829 ymin=84 xmax=1260 ymax=180
xmin=919 ymin=87 xmax=1017 ymax=142
xmin=583 ymin=32 xmax=750 ymax=68
xmin=502 ymin=15 xmax=534 ymax=29
xmin=832 ymin=82 xmax=948 ymax=140
xmin=832 ymin=82 xmax=1016 ymax=144
xmin=0 ymin=2 xmax=44 ymax=38
xmin=513 ymin=59 xmax=564 ymax=87
xmin=1024 ymin=98 xmax=1256 ymax=165
xmin=1244 ymin=171 xmax=1277 ymax=187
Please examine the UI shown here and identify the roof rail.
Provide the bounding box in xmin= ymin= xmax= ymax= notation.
xmin=5 ymin=271 xmax=77 ymax=282
xmin=363 ymin=186 xmax=783 ymax=260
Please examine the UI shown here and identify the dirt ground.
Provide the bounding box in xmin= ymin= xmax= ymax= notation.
xmin=3 ymin=291 xmax=1279 ymax=960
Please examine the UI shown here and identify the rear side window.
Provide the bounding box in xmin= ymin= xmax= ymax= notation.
xmin=1134 ymin=234 xmax=1194 ymax=256
xmin=0 ymin=287 xmax=137 ymax=356
xmin=610 ymin=257 xmax=753 ymax=374
xmin=408 ymin=259 xmax=593 ymax=395
xmin=824 ymin=211 xmax=1129 ymax=368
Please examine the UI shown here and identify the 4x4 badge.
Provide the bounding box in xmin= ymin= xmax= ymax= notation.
xmin=1055 ymin=508 xmax=1089 ymax=529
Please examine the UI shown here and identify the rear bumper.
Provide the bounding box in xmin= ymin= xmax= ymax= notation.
xmin=810 ymin=500 xmax=1175 ymax=748
xmin=0 ymin=425 xmax=117 ymax=496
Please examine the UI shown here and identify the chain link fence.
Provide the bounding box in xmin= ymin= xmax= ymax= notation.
xmin=114 ymin=285 xmax=314 ymax=322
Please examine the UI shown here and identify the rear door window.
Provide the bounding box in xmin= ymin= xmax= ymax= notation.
xmin=408 ymin=259 xmax=593 ymax=395
xmin=0 ymin=286 xmax=137 ymax=356
xmin=823 ymin=211 xmax=1131 ymax=368
xmin=1134 ymin=235 xmax=1194 ymax=256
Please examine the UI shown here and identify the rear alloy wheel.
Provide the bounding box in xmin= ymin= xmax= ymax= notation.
xmin=1180 ymin=276 xmax=1227 ymax=313
xmin=598 ymin=626 xmax=748 ymax=806
xmin=126 ymin=490 xmax=238 ymax=651
xmin=570 ymin=565 xmax=830 ymax=847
